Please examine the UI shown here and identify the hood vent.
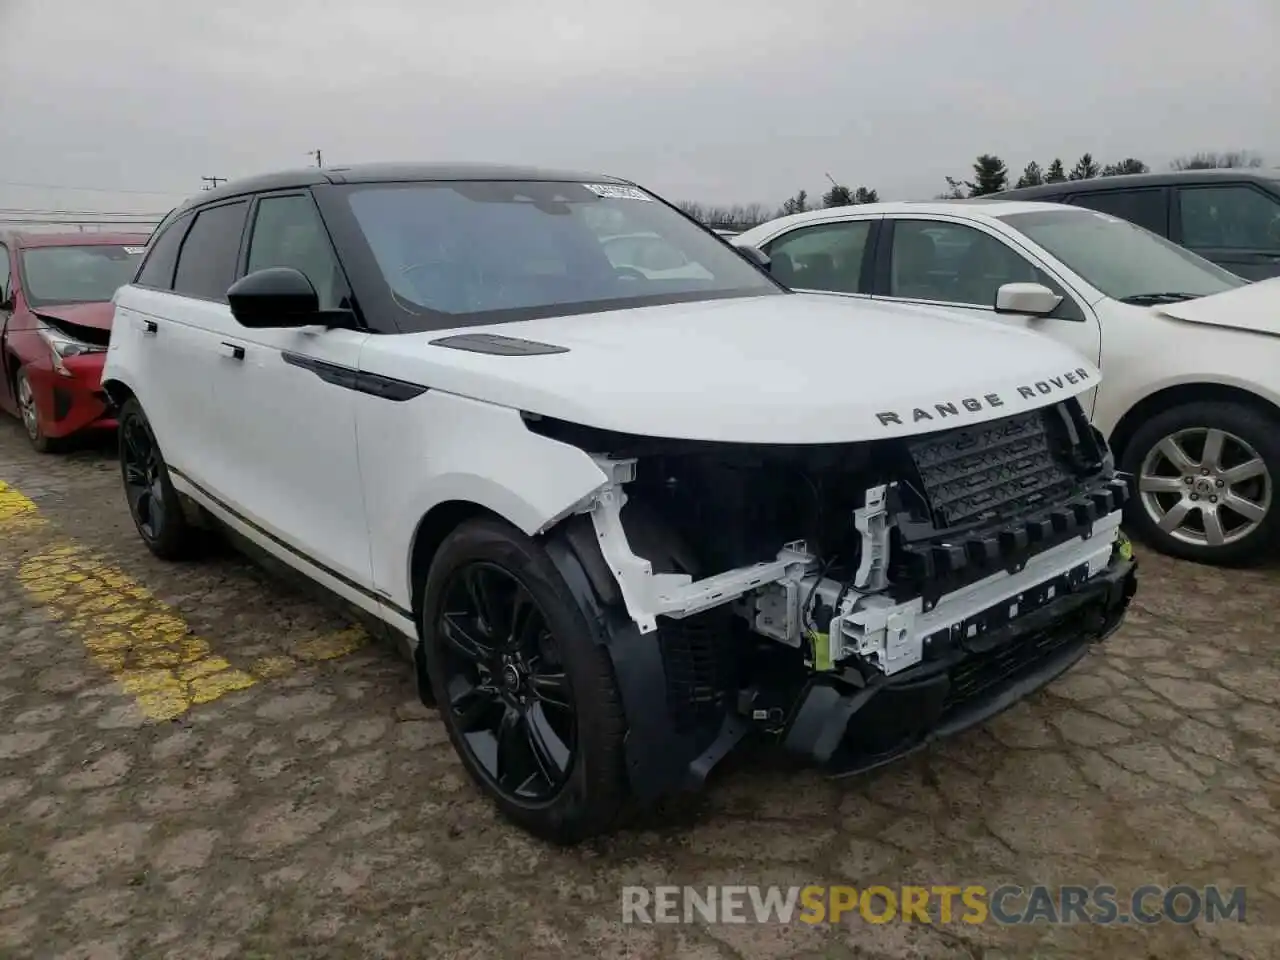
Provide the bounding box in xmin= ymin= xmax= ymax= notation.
xmin=428 ymin=333 xmax=569 ymax=356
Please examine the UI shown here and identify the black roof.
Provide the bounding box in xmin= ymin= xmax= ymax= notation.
xmin=993 ymin=167 xmax=1280 ymax=200
xmin=164 ymin=162 xmax=631 ymax=223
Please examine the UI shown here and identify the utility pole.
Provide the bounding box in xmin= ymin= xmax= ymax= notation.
xmin=308 ymin=149 xmax=323 ymax=168
xmin=201 ymin=176 xmax=226 ymax=191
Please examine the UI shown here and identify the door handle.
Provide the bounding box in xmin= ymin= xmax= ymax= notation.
xmin=219 ymin=341 xmax=246 ymax=361
xmin=141 ymin=319 xmax=158 ymax=335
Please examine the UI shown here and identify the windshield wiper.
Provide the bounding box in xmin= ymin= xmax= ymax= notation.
xmin=1118 ymin=292 xmax=1201 ymax=305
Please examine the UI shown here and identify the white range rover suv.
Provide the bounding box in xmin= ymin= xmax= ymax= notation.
xmin=103 ymin=164 xmax=1137 ymax=843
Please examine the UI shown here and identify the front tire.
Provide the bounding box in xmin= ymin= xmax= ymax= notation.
xmin=14 ymin=366 xmax=64 ymax=453
xmin=1121 ymin=400 xmax=1280 ymax=565
xmin=118 ymin=397 xmax=204 ymax=561
xmin=420 ymin=518 xmax=628 ymax=844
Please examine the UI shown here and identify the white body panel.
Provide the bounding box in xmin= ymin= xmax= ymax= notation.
xmin=734 ymin=201 xmax=1280 ymax=441
xmin=104 ymin=257 xmax=1105 ymax=641
xmin=359 ymin=294 xmax=1098 ymax=444
xmin=108 ymin=290 xmax=225 ymax=479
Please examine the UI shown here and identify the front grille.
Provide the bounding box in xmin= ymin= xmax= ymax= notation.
xmin=658 ymin=610 xmax=734 ymax=734
xmin=906 ymin=408 xmax=1076 ymax=529
xmin=889 ymin=401 xmax=1130 ymax=602
xmin=942 ymin=607 xmax=1088 ymax=713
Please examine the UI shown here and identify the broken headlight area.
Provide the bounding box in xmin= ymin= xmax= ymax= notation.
xmin=530 ymin=398 xmax=1139 ymax=791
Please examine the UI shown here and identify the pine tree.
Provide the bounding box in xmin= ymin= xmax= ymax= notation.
xmin=822 ymin=183 xmax=853 ymax=207
xmin=852 ymin=187 xmax=879 ymax=204
xmin=965 ymin=154 xmax=1008 ymax=196
xmin=1015 ymin=161 xmax=1044 ymax=189
xmin=1101 ymin=158 xmax=1149 ymax=176
xmin=780 ymin=190 xmax=810 ymax=216
xmin=1044 ymin=159 xmax=1067 ymax=183
xmin=1068 ymin=153 xmax=1100 ymax=181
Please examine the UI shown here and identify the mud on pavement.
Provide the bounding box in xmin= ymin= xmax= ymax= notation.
xmin=1 ymin=418 xmax=1279 ymax=960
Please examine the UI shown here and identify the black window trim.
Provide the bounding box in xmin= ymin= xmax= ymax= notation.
xmin=1170 ymin=181 xmax=1280 ymax=250
xmin=870 ymin=215 xmax=1089 ymax=322
xmin=0 ymin=241 xmax=10 ymax=303
xmin=169 ymin=198 xmax=252 ymax=305
xmin=758 ymin=215 xmax=881 ymax=295
xmin=237 ymin=188 xmax=369 ymax=331
xmin=132 ymin=209 xmax=195 ymax=292
xmin=1063 ymin=185 xmax=1172 ymax=237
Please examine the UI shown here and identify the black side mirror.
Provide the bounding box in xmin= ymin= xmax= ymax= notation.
xmin=226 ymin=267 xmax=354 ymax=329
xmin=735 ymin=244 xmax=772 ymax=271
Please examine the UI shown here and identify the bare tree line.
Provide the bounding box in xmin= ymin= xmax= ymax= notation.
xmin=678 ymin=150 xmax=1269 ymax=229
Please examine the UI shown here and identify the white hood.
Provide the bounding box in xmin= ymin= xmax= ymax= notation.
xmin=361 ymin=294 xmax=1100 ymax=444
xmin=1153 ymin=277 xmax=1280 ymax=338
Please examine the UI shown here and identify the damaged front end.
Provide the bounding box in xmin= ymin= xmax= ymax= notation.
xmin=531 ymin=397 xmax=1138 ymax=799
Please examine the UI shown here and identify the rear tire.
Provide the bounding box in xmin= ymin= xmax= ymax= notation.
xmin=420 ymin=517 xmax=628 ymax=844
xmin=1120 ymin=400 xmax=1280 ymax=566
xmin=117 ymin=397 xmax=205 ymax=561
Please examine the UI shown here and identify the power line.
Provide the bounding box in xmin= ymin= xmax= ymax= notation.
xmin=0 ymin=207 xmax=167 ymax=217
xmin=0 ymin=219 xmax=160 ymax=227
xmin=0 ymin=178 xmax=188 ymax=197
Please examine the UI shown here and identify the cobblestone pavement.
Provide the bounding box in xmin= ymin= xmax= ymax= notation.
xmin=1 ymin=419 xmax=1279 ymax=960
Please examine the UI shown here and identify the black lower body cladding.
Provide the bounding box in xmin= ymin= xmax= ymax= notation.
xmin=782 ymin=548 xmax=1137 ymax=775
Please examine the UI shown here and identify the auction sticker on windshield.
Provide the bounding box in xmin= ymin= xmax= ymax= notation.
xmin=584 ymin=183 xmax=654 ymax=201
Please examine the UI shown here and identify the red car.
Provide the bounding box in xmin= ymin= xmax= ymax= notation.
xmin=0 ymin=231 xmax=148 ymax=451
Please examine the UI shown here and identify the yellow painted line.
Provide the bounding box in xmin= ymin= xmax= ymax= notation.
xmin=0 ymin=480 xmax=368 ymax=720
xmin=0 ymin=480 xmax=47 ymax=529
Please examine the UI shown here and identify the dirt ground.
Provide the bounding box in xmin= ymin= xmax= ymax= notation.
xmin=1 ymin=418 xmax=1279 ymax=960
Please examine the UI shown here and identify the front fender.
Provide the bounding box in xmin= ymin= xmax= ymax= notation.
xmin=356 ymin=389 xmax=610 ymax=613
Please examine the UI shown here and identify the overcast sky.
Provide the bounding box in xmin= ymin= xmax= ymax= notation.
xmin=2 ymin=0 xmax=1277 ymax=221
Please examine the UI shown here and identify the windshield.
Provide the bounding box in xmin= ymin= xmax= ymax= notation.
xmin=19 ymin=244 xmax=145 ymax=308
xmin=339 ymin=180 xmax=780 ymax=327
xmin=996 ymin=209 xmax=1247 ymax=302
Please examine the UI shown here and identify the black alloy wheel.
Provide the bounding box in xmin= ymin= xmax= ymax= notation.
xmin=117 ymin=398 xmax=202 ymax=560
xmin=435 ymin=561 xmax=576 ymax=802
xmin=121 ymin=412 xmax=167 ymax=542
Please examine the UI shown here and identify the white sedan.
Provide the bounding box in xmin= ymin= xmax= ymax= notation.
xmin=734 ymin=200 xmax=1280 ymax=566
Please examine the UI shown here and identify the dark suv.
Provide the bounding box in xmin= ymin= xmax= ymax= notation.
xmin=993 ymin=169 xmax=1280 ymax=281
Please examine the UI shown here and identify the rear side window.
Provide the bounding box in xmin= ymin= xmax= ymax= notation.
xmin=1067 ymin=189 xmax=1167 ymax=235
xmin=1177 ymin=185 xmax=1280 ymax=252
xmin=134 ymin=214 xmax=191 ymax=290
xmin=172 ymin=201 xmax=250 ymax=302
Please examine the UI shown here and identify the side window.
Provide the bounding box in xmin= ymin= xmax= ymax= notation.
xmin=172 ymin=201 xmax=250 ymax=302
xmin=245 ymin=194 xmax=346 ymax=309
xmin=134 ymin=214 xmax=191 ymax=290
xmin=762 ymin=220 xmax=872 ymax=293
xmin=1068 ymin=189 xmax=1167 ymax=235
xmin=1177 ymin=185 xmax=1280 ymax=252
xmin=889 ymin=220 xmax=1041 ymax=307
xmin=0 ymin=243 xmax=10 ymax=303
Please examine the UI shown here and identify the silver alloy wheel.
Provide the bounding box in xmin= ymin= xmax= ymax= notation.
xmin=1138 ymin=427 xmax=1272 ymax=548
xmin=15 ymin=371 xmax=39 ymax=441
